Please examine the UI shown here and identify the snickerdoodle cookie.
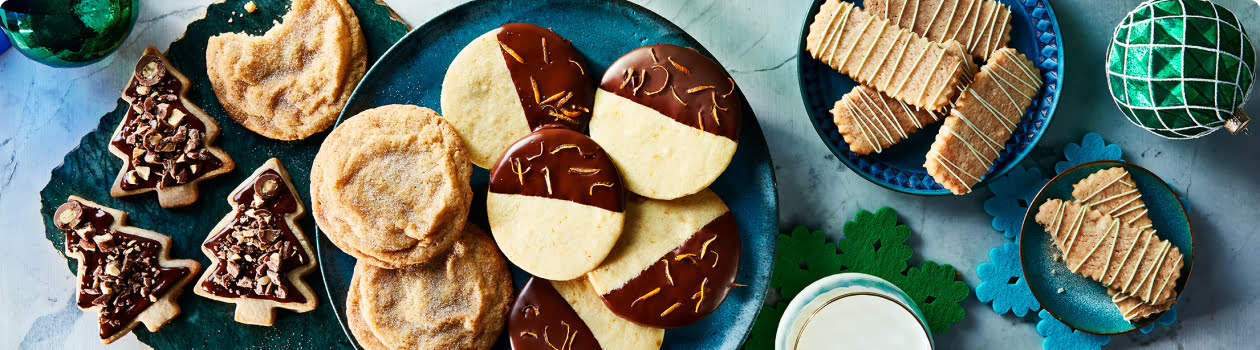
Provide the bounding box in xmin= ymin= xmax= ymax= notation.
xmin=206 ymin=0 xmax=367 ymax=140
xmin=310 ymin=104 xmax=472 ymax=269
xmin=347 ymin=225 xmax=513 ymax=350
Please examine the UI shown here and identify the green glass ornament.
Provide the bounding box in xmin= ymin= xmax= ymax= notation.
xmin=1106 ymin=0 xmax=1255 ymax=139
xmin=0 ymin=0 xmax=138 ymax=67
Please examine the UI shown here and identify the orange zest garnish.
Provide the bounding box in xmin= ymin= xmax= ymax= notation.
xmin=693 ymin=278 xmax=709 ymax=312
xmin=569 ymin=59 xmax=585 ymax=75
xmin=569 ymin=167 xmax=600 ymax=175
xmin=542 ymin=91 xmax=566 ymax=105
xmin=697 ymin=110 xmax=705 ymax=131
xmin=523 ymin=304 xmax=540 ymax=316
xmin=669 ymin=57 xmax=691 ymax=74
xmin=661 ymin=259 xmax=675 ymax=286
xmin=557 ymin=91 xmax=573 ymax=106
xmin=542 ymin=167 xmax=553 ymax=195
xmin=589 ymin=182 xmax=614 ymax=196
xmin=499 ymin=41 xmax=524 ymax=63
xmin=541 ymin=37 xmax=549 ymax=64
xmin=649 ymin=47 xmax=658 ymax=63
xmin=723 ymin=77 xmax=736 ymax=97
xmin=620 ymin=68 xmax=635 ymax=90
xmin=511 ymin=158 xmax=531 ymax=185
xmin=531 ymin=77 xmax=541 ymax=104
xmin=632 ymin=287 xmax=661 ymax=307
xmin=645 ymin=65 xmax=670 ymax=95
xmin=712 ymin=104 xmax=722 ymax=127
xmin=632 ymin=69 xmax=647 ymax=94
xmin=520 ymin=331 xmax=538 ymax=338
xmin=699 ymin=235 xmax=717 ymax=259
xmin=549 ymin=109 xmax=577 ymax=123
xmin=710 ymin=250 xmax=720 ymax=268
xmin=675 ymin=253 xmax=699 ymax=263
xmin=730 ymin=283 xmax=748 ymax=287
xmin=687 ymin=85 xmax=716 ymax=94
xmin=550 ymin=144 xmax=581 ymax=154
xmin=671 ymin=86 xmax=688 ymax=106
xmin=661 ymin=302 xmax=683 ymax=317
xmin=712 ymin=91 xmax=729 ymax=111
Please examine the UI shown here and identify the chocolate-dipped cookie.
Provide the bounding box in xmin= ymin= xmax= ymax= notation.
xmin=487 ymin=128 xmax=625 ymax=280
xmin=442 ymin=23 xmax=595 ymax=168
xmin=586 ymin=189 xmax=742 ymax=328
xmin=510 ymin=277 xmax=664 ymax=350
xmin=588 ymin=44 xmax=742 ymax=200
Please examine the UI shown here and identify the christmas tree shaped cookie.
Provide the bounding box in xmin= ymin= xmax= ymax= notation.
xmin=108 ymin=46 xmax=234 ymax=208
xmin=194 ymin=158 xmax=318 ymax=325
xmin=54 ymin=196 xmax=201 ymax=344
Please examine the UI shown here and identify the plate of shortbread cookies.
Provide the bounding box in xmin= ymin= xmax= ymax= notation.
xmin=1020 ymin=160 xmax=1193 ymax=334
xmin=798 ymin=0 xmax=1064 ymax=195
xmin=312 ymin=1 xmax=778 ymax=350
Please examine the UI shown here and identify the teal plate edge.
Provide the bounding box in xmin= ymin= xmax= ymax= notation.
xmin=796 ymin=0 xmax=1064 ymax=195
xmin=319 ymin=0 xmax=780 ymax=349
xmin=1018 ymin=160 xmax=1194 ymax=335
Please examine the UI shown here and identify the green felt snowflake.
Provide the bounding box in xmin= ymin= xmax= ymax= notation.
xmin=747 ymin=208 xmax=969 ymax=349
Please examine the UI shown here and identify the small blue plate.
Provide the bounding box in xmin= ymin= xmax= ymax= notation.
xmin=316 ymin=0 xmax=779 ymax=349
xmin=1019 ymin=160 xmax=1193 ymax=335
xmin=797 ymin=0 xmax=1064 ymax=195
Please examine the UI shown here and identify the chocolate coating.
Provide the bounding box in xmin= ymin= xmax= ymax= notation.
xmin=61 ymin=200 xmax=190 ymax=339
xmin=493 ymin=23 xmax=595 ymax=132
xmin=599 ymin=44 xmax=742 ymax=141
xmin=509 ymin=277 xmax=602 ymax=350
xmin=201 ymin=169 xmax=309 ymax=303
xmin=599 ymin=212 xmax=741 ymax=328
xmin=489 ymin=128 xmax=624 ymax=212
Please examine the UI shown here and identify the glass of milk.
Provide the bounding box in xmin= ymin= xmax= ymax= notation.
xmin=775 ymin=273 xmax=934 ymax=350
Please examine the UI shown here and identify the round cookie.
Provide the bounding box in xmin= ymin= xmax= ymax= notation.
xmin=441 ymin=22 xmax=595 ymax=168
xmin=509 ymin=277 xmax=664 ymax=350
xmin=346 ymin=269 xmax=389 ymax=350
xmin=589 ymin=44 xmax=742 ymax=200
xmin=206 ymin=0 xmax=367 ymax=140
xmin=355 ymin=225 xmax=513 ymax=350
xmin=487 ymin=129 xmax=625 ymax=280
xmin=586 ymin=189 xmax=742 ymax=328
xmin=310 ymin=104 xmax=472 ymax=269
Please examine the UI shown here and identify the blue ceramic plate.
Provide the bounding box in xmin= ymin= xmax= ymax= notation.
xmin=316 ymin=1 xmax=779 ymax=349
xmin=797 ymin=0 xmax=1064 ymax=195
xmin=1019 ymin=160 xmax=1193 ymax=334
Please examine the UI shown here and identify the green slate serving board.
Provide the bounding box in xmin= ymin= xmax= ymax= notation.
xmin=38 ymin=0 xmax=407 ymax=348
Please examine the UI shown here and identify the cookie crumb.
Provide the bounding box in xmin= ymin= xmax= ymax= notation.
xmin=244 ymin=1 xmax=257 ymax=13
xmin=1056 ymin=288 xmax=1065 ymax=294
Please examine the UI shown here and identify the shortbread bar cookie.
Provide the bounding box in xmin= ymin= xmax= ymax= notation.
xmin=925 ymin=47 xmax=1041 ymax=194
xmin=206 ymin=0 xmax=366 ymax=140
xmin=866 ymin=0 xmax=1013 ymax=60
xmin=311 ymin=105 xmax=472 ymax=269
xmin=351 ymin=225 xmax=513 ymax=350
xmin=109 ymin=46 xmax=234 ymax=208
xmin=1071 ymin=167 xmax=1173 ymax=321
xmin=442 ymin=23 xmax=595 ymax=168
xmin=509 ymin=277 xmax=665 ymax=350
xmin=54 ymin=196 xmax=201 ymax=344
xmin=1035 ymin=199 xmax=1183 ymax=307
xmin=195 ymin=158 xmax=318 ymax=325
xmin=589 ymin=44 xmax=742 ymax=200
xmin=487 ymin=129 xmax=625 ymax=280
xmin=587 ymin=190 xmax=742 ymax=328
xmin=806 ymin=0 xmax=966 ymax=112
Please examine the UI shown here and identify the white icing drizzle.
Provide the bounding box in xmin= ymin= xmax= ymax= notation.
xmin=872 ymin=0 xmax=1010 ymax=59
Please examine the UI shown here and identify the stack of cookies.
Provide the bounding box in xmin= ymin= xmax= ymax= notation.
xmin=1034 ymin=167 xmax=1184 ymax=322
xmin=806 ymin=0 xmax=1045 ymax=195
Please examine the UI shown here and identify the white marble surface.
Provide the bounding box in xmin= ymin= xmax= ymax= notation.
xmin=2 ymin=0 xmax=1259 ymax=349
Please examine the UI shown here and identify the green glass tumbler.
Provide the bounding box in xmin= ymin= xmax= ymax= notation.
xmin=1 ymin=0 xmax=138 ymax=67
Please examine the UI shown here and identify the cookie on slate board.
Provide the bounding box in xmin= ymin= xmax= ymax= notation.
xmin=347 ymin=225 xmax=513 ymax=350
xmin=589 ymin=44 xmax=742 ymax=200
xmin=866 ymin=0 xmax=1013 ymax=60
xmin=925 ymin=47 xmax=1041 ymax=195
xmin=510 ymin=277 xmax=665 ymax=350
xmin=1035 ymin=199 xmax=1183 ymax=307
xmin=487 ymin=128 xmax=625 ymax=280
xmin=54 ymin=196 xmax=201 ymax=344
xmin=109 ymin=46 xmax=235 ymax=208
xmin=586 ymin=189 xmax=742 ymax=328
xmin=206 ymin=0 xmax=367 ymax=140
xmin=195 ymin=158 xmax=318 ymax=326
xmin=442 ymin=22 xmax=595 ymax=168
xmin=310 ymin=104 xmax=472 ymax=269
xmin=805 ymin=0 xmax=967 ymax=112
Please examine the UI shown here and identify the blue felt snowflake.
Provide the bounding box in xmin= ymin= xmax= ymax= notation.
xmin=1055 ymin=132 xmax=1123 ymax=173
xmin=1037 ymin=309 xmax=1110 ymax=350
xmin=1139 ymin=306 xmax=1178 ymax=334
xmin=984 ymin=166 xmax=1049 ymax=239
xmin=976 ymin=242 xmax=1041 ymax=317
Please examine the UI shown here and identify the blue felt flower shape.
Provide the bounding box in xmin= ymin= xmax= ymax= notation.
xmin=1037 ymin=309 xmax=1110 ymax=350
xmin=1055 ymin=133 xmax=1122 ymax=173
xmin=1139 ymin=306 xmax=1178 ymax=334
xmin=984 ymin=166 xmax=1049 ymax=239
xmin=976 ymin=242 xmax=1041 ymax=317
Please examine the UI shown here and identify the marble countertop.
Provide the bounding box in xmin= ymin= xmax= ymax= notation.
xmin=2 ymin=0 xmax=1258 ymax=348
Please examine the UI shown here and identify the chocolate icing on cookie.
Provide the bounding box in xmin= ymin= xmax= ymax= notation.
xmin=509 ymin=277 xmax=602 ymax=350
xmin=201 ymin=169 xmax=310 ymax=303
xmin=599 ymin=212 xmax=741 ymax=328
xmin=599 ymin=44 xmax=742 ymax=141
xmin=57 ymin=200 xmax=190 ymax=339
xmin=489 ymin=128 xmax=624 ymax=212
xmin=112 ymin=51 xmax=224 ymax=191
xmin=493 ymin=23 xmax=595 ymax=132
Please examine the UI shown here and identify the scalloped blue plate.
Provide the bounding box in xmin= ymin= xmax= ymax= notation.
xmin=1019 ymin=160 xmax=1193 ymax=335
xmin=797 ymin=0 xmax=1064 ymax=195
xmin=316 ymin=0 xmax=779 ymax=349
